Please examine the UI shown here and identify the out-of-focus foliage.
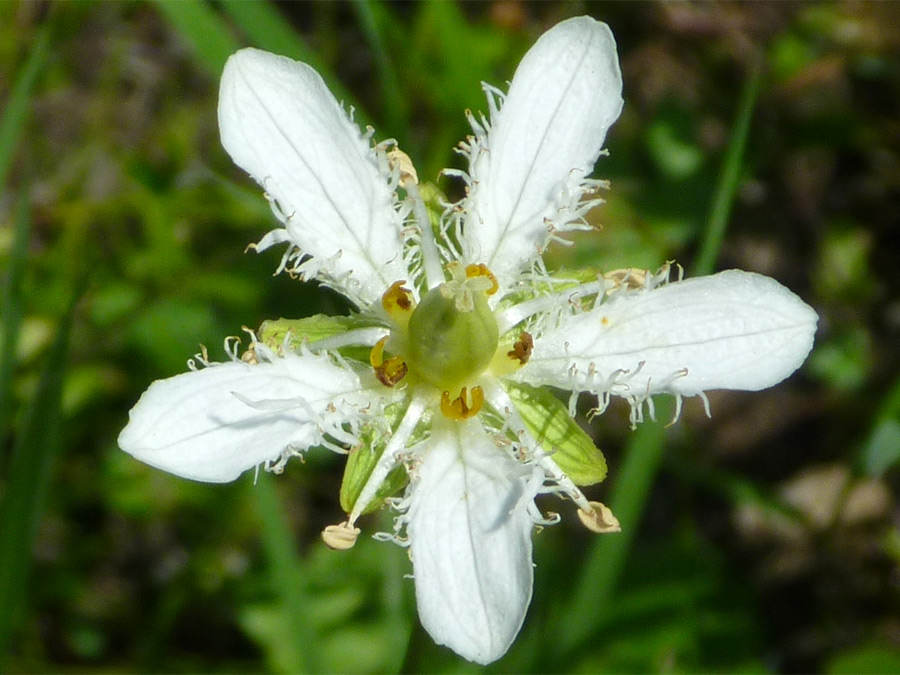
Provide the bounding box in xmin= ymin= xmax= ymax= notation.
xmin=2 ymin=1 xmax=900 ymax=672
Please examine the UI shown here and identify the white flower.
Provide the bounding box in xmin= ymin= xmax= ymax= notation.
xmin=119 ymin=17 xmax=818 ymax=665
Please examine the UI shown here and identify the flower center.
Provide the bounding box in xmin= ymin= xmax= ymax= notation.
xmin=406 ymin=263 xmax=499 ymax=392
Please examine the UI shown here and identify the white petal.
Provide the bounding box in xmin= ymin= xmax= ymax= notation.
xmin=218 ymin=48 xmax=408 ymax=307
xmin=118 ymin=352 xmax=365 ymax=482
xmin=520 ymin=270 xmax=818 ymax=398
xmin=407 ymin=420 xmax=535 ymax=665
xmin=465 ymin=17 xmax=623 ymax=283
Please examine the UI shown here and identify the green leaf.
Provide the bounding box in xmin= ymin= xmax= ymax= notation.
xmin=351 ymin=1 xmax=408 ymax=136
xmin=219 ymin=0 xmax=365 ymax=120
xmin=554 ymin=400 xmax=670 ymax=658
xmin=646 ymin=116 xmax=704 ymax=180
xmin=504 ymin=381 xmax=607 ymax=486
xmin=340 ymin=403 xmax=409 ymax=515
xmin=554 ymin=65 xmax=762 ymax=659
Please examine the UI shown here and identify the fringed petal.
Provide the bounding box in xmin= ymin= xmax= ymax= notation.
xmin=407 ymin=419 xmax=535 ymax=664
xmin=462 ymin=17 xmax=623 ymax=288
xmin=219 ymin=48 xmax=409 ymax=307
xmin=519 ymin=270 xmax=818 ymax=407
xmin=118 ymin=350 xmax=369 ymax=482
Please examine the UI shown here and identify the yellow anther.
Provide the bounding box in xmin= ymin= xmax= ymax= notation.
xmin=440 ymin=386 xmax=485 ymax=420
xmin=381 ymin=280 xmax=415 ymax=329
xmin=370 ymin=336 xmax=408 ymax=388
xmin=376 ymin=358 xmax=408 ymax=388
xmin=465 ymin=263 xmax=499 ymax=295
xmin=507 ymin=331 xmax=534 ymax=366
xmin=370 ymin=336 xmax=388 ymax=368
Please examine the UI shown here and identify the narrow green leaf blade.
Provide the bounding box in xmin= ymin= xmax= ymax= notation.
xmin=0 ymin=292 xmax=78 ymax=666
xmin=0 ymin=189 xmax=31 ymax=445
xmin=693 ymin=64 xmax=762 ymax=276
xmin=0 ymin=23 xmax=50 ymax=189
xmin=555 ymin=64 xmax=762 ymax=660
xmin=253 ymin=476 xmax=316 ymax=673
xmin=351 ymin=0 xmax=407 ymax=135
xmin=153 ymin=0 xmax=240 ymax=75
xmin=556 ymin=402 xmax=669 ymax=657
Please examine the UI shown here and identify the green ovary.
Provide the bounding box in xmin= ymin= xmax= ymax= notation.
xmin=406 ymin=286 xmax=499 ymax=390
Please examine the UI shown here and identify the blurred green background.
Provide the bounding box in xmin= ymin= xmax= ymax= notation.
xmin=2 ymin=1 xmax=900 ymax=672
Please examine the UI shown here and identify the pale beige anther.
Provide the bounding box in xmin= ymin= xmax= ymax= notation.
xmin=577 ymin=501 xmax=621 ymax=534
xmin=321 ymin=521 xmax=361 ymax=550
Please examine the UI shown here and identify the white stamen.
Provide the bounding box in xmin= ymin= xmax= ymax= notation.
xmin=306 ymin=327 xmax=390 ymax=353
xmin=495 ymin=278 xmax=609 ymax=335
xmin=405 ymin=181 xmax=445 ymax=290
xmin=348 ymin=393 xmax=427 ymax=525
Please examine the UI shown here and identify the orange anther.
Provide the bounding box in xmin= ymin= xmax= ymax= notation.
xmin=464 ymin=264 xmax=499 ymax=295
xmin=381 ymin=281 xmax=415 ymax=327
xmin=370 ymin=336 xmax=407 ymax=387
xmin=376 ymin=357 xmax=408 ymax=387
xmin=369 ymin=336 xmax=388 ymax=368
xmin=440 ymin=386 xmax=485 ymax=420
xmin=507 ymin=331 xmax=534 ymax=365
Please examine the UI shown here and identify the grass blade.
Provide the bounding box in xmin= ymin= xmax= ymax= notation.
xmin=0 ymin=189 xmax=31 ymax=448
xmin=153 ymin=0 xmax=240 ymax=74
xmin=351 ymin=0 xmax=408 ymax=136
xmin=0 ymin=23 xmax=50 ymax=190
xmin=0 ymin=288 xmax=80 ymax=667
xmin=219 ymin=1 xmax=360 ymax=109
xmin=693 ymin=64 xmax=763 ymax=276
xmin=221 ymin=1 xmax=370 ymax=127
xmin=253 ymin=475 xmax=316 ymax=673
xmin=555 ymin=407 xmax=668 ymax=656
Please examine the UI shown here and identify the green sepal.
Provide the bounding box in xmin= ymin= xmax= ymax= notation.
xmin=504 ymin=381 xmax=607 ymax=486
xmin=339 ymin=403 xmax=410 ymax=515
xmin=257 ymin=315 xmax=379 ymax=362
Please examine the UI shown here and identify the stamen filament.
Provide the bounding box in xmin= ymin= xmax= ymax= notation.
xmin=347 ymin=394 xmax=428 ymax=526
xmin=306 ymin=327 xmax=389 ymax=353
xmin=406 ymin=181 xmax=444 ymax=290
xmin=495 ymin=279 xmax=609 ymax=334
